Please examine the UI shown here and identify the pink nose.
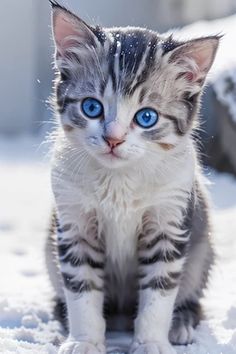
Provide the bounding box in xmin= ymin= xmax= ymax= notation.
xmin=103 ymin=135 xmax=125 ymax=148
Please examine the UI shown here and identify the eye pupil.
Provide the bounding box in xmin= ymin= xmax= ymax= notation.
xmin=89 ymin=103 xmax=95 ymax=112
xmin=143 ymin=112 xmax=151 ymax=122
xmin=82 ymin=98 xmax=103 ymax=118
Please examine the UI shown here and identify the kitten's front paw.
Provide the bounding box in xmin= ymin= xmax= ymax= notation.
xmin=169 ymin=323 xmax=194 ymax=345
xmin=58 ymin=341 xmax=105 ymax=354
xmin=130 ymin=341 xmax=176 ymax=354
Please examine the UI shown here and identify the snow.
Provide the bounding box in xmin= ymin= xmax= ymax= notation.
xmin=1 ymin=15 xmax=236 ymax=351
xmin=0 ymin=136 xmax=236 ymax=353
xmin=176 ymin=14 xmax=236 ymax=123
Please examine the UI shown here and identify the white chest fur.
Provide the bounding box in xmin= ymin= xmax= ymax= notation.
xmin=52 ymin=140 xmax=195 ymax=268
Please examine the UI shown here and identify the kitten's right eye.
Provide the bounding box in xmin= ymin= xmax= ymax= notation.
xmin=81 ymin=98 xmax=103 ymax=119
xmin=134 ymin=108 xmax=159 ymax=129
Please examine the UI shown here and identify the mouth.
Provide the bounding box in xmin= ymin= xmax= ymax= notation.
xmin=103 ymin=149 xmax=123 ymax=159
xmin=94 ymin=148 xmax=131 ymax=168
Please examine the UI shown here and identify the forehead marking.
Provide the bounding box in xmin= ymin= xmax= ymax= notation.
xmin=139 ymin=87 xmax=148 ymax=104
xmin=148 ymin=92 xmax=161 ymax=102
xmin=107 ymin=36 xmax=121 ymax=93
xmin=128 ymin=36 xmax=158 ymax=96
xmin=103 ymin=30 xmax=159 ymax=97
xmin=114 ymin=40 xmax=122 ymax=90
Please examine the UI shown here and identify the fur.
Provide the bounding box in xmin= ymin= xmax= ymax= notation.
xmin=46 ymin=2 xmax=219 ymax=354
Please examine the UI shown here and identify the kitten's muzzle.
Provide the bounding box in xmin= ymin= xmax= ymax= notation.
xmin=103 ymin=121 xmax=126 ymax=149
xmin=102 ymin=135 xmax=125 ymax=149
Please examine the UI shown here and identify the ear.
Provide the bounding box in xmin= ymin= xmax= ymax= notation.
xmin=168 ymin=36 xmax=221 ymax=85
xmin=50 ymin=1 xmax=97 ymax=57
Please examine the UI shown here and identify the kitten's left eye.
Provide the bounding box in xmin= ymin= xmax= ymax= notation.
xmin=134 ymin=108 xmax=159 ymax=129
xmin=81 ymin=98 xmax=103 ymax=118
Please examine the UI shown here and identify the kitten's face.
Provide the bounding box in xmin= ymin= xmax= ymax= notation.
xmin=52 ymin=3 xmax=219 ymax=169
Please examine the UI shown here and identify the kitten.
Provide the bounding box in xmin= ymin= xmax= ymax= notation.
xmin=46 ymin=1 xmax=219 ymax=353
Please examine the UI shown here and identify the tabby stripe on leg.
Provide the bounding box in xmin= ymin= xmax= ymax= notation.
xmin=57 ymin=223 xmax=72 ymax=233
xmin=62 ymin=273 xmax=103 ymax=293
xmin=78 ymin=238 xmax=104 ymax=254
xmin=140 ymin=273 xmax=180 ymax=291
xmin=58 ymin=241 xmax=77 ymax=257
xmin=138 ymin=249 xmax=182 ymax=264
xmin=174 ymin=300 xmax=202 ymax=323
xmin=139 ymin=233 xmax=169 ymax=250
xmin=138 ymin=238 xmax=188 ymax=264
xmin=60 ymin=252 xmax=105 ymax=269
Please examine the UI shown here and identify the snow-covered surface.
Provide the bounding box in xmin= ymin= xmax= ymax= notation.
xmin=0 ymin=137 xmax=236 ymax=353
xmin=176 ymin=14 xmax=236 ymax=122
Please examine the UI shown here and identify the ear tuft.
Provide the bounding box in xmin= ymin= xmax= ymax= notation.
xmin=169 ymin=35 xmax=221 ymax=85
xmin=49 ymin=0 xmax=57 ymax=7
xmin=162 ymin=34 xmax=182 ymax=54
xmin=49 ymin=1 xmax=62 ymax=9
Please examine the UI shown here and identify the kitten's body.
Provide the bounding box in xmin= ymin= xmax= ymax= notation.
xmin=47 ymin=2 xmax=219 ymax=353
xmin=48 ymin=139 xmax=212 ymax=323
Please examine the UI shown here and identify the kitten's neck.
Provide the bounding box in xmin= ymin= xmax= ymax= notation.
xmin=53 ymin=132 xmax=196 ymax=189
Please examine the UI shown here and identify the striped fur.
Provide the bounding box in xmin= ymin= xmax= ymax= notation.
xmin=47 ymin=2 xmax=219 ymax=354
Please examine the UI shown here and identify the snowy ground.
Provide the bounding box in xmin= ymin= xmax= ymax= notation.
xmin=0 ymin=137 xmax=236 ymax=354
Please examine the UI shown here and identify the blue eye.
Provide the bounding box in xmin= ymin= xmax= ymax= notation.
xmin=134 ymin=108 xmax=159 ymax=129
xmin=81 ymin=98 xmax=103 ymax=118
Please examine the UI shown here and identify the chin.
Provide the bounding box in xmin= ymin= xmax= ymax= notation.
xmin=96 ymin=154 xmax=131 ymax=169
xmin=90 ymin=150 xmax=139 ymax=169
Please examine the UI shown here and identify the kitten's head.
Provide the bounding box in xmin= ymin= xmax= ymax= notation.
xmin=51 ymin=1 xmax=219 ymax=169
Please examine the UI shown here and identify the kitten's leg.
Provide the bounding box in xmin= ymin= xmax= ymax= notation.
xmin=56 ymin=215 xmax=106 ymax=354
xmin=169 ymin=300 xmax=201 ymax=345
xmin=170 ymin=186 xmax=213 ymax=345
xmin=131 ymin=210 xmax=190 ymax=354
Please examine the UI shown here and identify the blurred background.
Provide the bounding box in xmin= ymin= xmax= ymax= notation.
xmin=0 ymin=0 xmax=236 ymax=173
xmin=0 ymin=1 xmax=236 ymax=352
